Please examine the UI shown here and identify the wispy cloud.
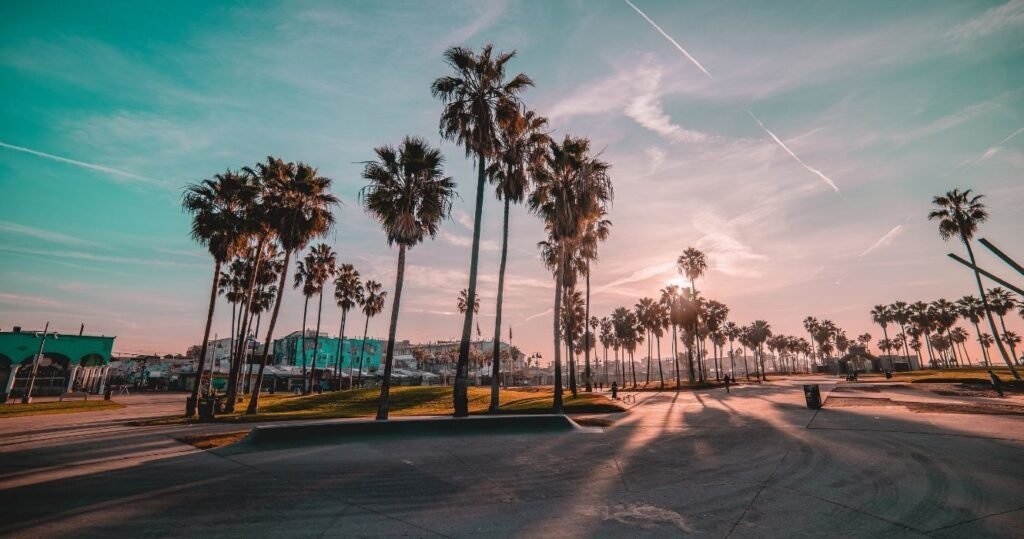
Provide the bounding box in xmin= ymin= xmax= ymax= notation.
xmin=439 ymin=230 xmax=499 ymax=251
xmin=0 ymin=292 xmax=66 ymax=309
xmin=746 ymin=110 xmax=840 ymax=192
xmin=623 ymin=0 xmax=712 ymax=78
xmin=946 ymin=0 xmax=1024 ymax=44
xmin=644 ymin=147 xmax=667 ymax=173
xmin=0 ymin=245 xmax=201 ymax=268
xmin=0 ymin=221 xmax=101 ymax=247
xmin=0 ymin=140 xmax=169 ymax=187
xmin=625 ymin=66 xmax=707 ymax=143
xmin=692 ymin=213 xmax=769 ymax=279
xmin=439 ymin=0 xmax=506 ymax=48
xmin=860 ymin=224 xmax=905 ymax=257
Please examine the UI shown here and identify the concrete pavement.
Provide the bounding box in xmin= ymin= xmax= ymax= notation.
xmin=0 ymin=379 xmax=1022 ymax=537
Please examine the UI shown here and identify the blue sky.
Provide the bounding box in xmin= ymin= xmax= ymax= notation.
xmin=1 ymin=0 xmax=1022 ymax=359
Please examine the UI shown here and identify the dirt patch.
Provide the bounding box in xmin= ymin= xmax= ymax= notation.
xmin=825 ymin=396 xmax=897 ymax=407
xmin=573 ymin=416 xmax=616 ymax=427
xmin=178 ymin=431 xmax=250 ymax=450
xmin=825 ymin=396 xmax=1024 ymax=416
xmin=920 ymin=383 xmax=1020 ymax=398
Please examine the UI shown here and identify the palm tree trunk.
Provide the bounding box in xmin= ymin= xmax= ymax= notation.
xmin=335 ymin=309 xmax=348 ymax=391
xmin=357 ymin=315 xmax=371 ymax=388
xmin=966 ymin=242 xmax=1020 ymax=379
xmin=584 ymin=265 xmax=592 ymax=392
xmin=996 ymin=314 xmax=1018 ymax=363
xmin=645 ymin=331 xmax=651 ymax=386
xmin=377 ymin=245 xmax=406 ymax=420
xmin=229 ymin=302 xmax=236 ymax=365
xmin=713 ymin=341 xmax=720 ymax=381
xmin=187 ymin=261 xmax=222 ymax=417
xmin=247 ymin=249 xmax=292 ymax=415
xmin=225 ymin=240 xmax=266 ymax=413
xmin=672 ymin=325 xmax=680 ymax=386
xmin=489 ymin=200 xmax=513 ymax=411
xmin=552 ymin=251 xmax=564 ymax=414
xmin=310 ymin=289 xmax=326 ymax=394
xmin=656 ymin=334 xmax=664 ymax=388
xmin=454 ymin=153 xmax=488 ymax=417
xmin=898 ymin=322 xmax=912 ymax=359
xmin=630 ymin=351 xmax=637 ymax=387
xmin=300 ymin=295 xmax=310 ymax=394
xmin=972 ymin=321 xmax=990 ymax=367
xmin=236 ymin=309 xmax=256 ymax=395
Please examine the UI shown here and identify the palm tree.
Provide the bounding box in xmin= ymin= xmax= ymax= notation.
xmin=599 ymin=317 xmax=613 ymax=385
xmin=579 ymin=214 xmax=612 ymax=393
xmin=857 ymin=332 xmax=872 ymax=350
xmin=530 ymin=136 xmax=613 ymax=413
xmin=910 ymin=301 xmax=937 ymax=368
xmin=704 ymin=300 xmax=729 ymax=381
xmin=333 ymin=264 xmax=363 ymax=390
xmin=433 ymin=44 xmax=534 ymax=418
xmin=1002 ymin=331 xmax=1021 ymax=365
xmin=723 ymin=321 xmax=740 ymax=378
xmin=979 ymin=332 xmax=995 ymax=363
xmin=950 ymin=327 xmax=971 ymax=366
xmin=676 ymin=289 xmax=701 ymax=383
xmin=181 ymin=170 xmax=255 ymax=416
xmin=635 ymin=297 xmax=656 ymax=386
xmin=561 ymin=287 xmax=586 ymax=395
xmin=748 ymin=320 xmax=772 ymax=381
xmin=457 ymin=288 xmax=480 ymax=315
xmin=306 ymin=243 xmax=337 ymax=393
xmin=354 ymin=280 xmax=386 ymax=387
xmin=890 ymin=301 xmax=914 ymax=359
xmin=957 ymin=295 xmax=990 ymax=367
xmin=870 ymin=305 xmax=892 ymax=359
xmin=292 ymin=254 xmax=319 ymax=394
xmin=487 ymin=106 xmax=549 ymax=408
xmin=677 ymin=247 xmax=708 ymax=372
xmin=929 ymin=189 xmax=1019 ymax=379
xmin=987 ymin=288 xmax=1019 ymax=363
xmin=361 ymin=137 xmax=456 ymax=420
xmin=660 ymin=286 xmax=682 ymax=384
xmin=802 ymin=316 xmax=819 ymax=369
xmin=931 ymin=299 xmax=960 ymax=367
xmin=247 ymin=161 xmax=338 ymax=415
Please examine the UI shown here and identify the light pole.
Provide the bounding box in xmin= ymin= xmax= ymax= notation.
xmin=22 ymin=322 xmax=58 ymax=404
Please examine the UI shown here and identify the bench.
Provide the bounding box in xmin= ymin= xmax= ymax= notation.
xmin=59 ymin=391 xmax=90 ymax=402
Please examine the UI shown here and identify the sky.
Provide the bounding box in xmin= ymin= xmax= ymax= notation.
xmin=1 ymin=0 xmax=1022 ymax=363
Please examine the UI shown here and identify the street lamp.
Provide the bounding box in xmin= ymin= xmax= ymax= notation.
xmin=22 ymin=322 xmax=58 ymax=404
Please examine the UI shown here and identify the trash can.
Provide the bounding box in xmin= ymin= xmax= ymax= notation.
xmin=885 ymin=370 xmax=893 ymax=380
xmin=198 ymin=396 xmax=217 ymax=422
xmin=803 ymin=384 xmax=822 ymax=409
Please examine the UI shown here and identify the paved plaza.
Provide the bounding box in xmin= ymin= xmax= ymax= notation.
xmin=1 ymin=379 xmax=1022 ymax=537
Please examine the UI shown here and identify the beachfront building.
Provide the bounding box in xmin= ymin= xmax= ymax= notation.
xmin=272 ymin=330 xmax=383 ymax=373
xmin=0 ymin=326 xmax=116 ymax=399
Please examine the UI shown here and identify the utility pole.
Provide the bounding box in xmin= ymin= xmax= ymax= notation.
xmin=22 ymin=322 xmax=56 ymax=404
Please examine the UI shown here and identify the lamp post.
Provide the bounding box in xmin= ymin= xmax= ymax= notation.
xmin=22 ymin=322 xmax=58 ymax=404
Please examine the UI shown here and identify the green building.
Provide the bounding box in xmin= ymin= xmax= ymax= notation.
xmin=0 ymin=327 xmax=116 ymax=398
xmin=272 ymin=331 xmax=382 ymax=372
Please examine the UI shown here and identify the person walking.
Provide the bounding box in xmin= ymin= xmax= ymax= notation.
xmin=988 ymin=369 xmax=1004 ymax=398
xmin=723 ymin=373 xmax=731 ymax=394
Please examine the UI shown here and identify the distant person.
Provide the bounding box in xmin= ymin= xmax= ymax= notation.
xmin=611 ymin=381 xmax=618 ymax=400
xmin=988 ymin=370 xmax=1004 ymax=398
xmin=723 ymin=373 xmax=731 ymax=394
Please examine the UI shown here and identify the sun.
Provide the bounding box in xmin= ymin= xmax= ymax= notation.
xmin=665 ymin=276 xmax=689 ymax=289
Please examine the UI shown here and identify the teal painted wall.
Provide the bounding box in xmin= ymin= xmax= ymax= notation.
xmin=273 ymin=335 xmax=382 ymax=371
xmin=0 ymin=331 xmax=115 ymax=367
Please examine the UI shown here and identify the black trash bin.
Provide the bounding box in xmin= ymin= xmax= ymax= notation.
xmin=803 ymin=384 xmax=822 ymax=409
xmin=885 ymin=370 xmax=893 ymax=380
xmin=198 ymin=396 xmax=217 ymax=422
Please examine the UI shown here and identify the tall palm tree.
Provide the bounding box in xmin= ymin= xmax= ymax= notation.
xmin=635 ymin=297 xmax=656 ymax=386
xmin=530 ymin=136 xmax=613 ymax=412
xmin=890 ymin=301 xmax=913 ymax=359
xmin=305 ymin=243 xmax=337 ymax=393
xmin=487 ymin=106 xmax=549 ymax=408
xmin=931 ymin=299 xmax=960 ymax=366
xmin=181 ymin=170 xmax=255 ymax=416
xmin=723 ymin=321 xmax=740 ymax=378
xmin=979 ymin=332 xmax=995 ymax=363
xmin=561 ymin=287 xmax=586 ymax=395
xmin=676 ymin=289 xmax=701 ymax=383
xmin=247 ymin=162 xmax=338 ymax=415
xmin=354 ymin=280 xmax=386 ymax=387
xmin=987 ymin=288 xmax=1019 ymax=362
xmin=910 ymin=301 xmax=937 ymax=368
xmin=957 ymin=295 xmax=990 ymax=367
xmin=660 ymin=286 xmax=681 ymax=384
xmin=599 ymin=317 xmax=613 ymax=385
xmin=949 ymin=327 xmax=971 ymax=366
xmin=802 ymin=316 xmax=819 ymax=369
xmin=292 ymin=254 xmax=319 ymax=394
xmin=361 ymin=137 xmax=456 ymax=420
xmin=929 ymin=189 xmax=1019 ymax=379
xmin=579 ymin=213 xmax=612 ymax=393
xmin=704 ymin=300 xmax=729 ymax=381
xmin=333 ymin=264 xmax=363 ymax=390
xmin=677 ymin=247 xmax=708 ymax=373
xmin=748 ymin=320 xmax=772 ymax=381
xmin=433 ymin=44 xmax=534 ymax=417
xmin=1002 ymin=331 xmax=1021 ymax=365
xmin=870 ymin=305 xmax=892 ymax=359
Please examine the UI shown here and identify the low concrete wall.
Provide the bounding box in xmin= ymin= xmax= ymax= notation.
xmin=246 ymin=414 xmax=583 ymax=445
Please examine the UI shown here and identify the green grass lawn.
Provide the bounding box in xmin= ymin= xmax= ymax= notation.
xmin=0 ymin=399 xmax=124 ymax=418
xmin=859 ymin=367 xmax=1021 ymax=384
xmin=198 ymin=386 xmax=625 ymax=424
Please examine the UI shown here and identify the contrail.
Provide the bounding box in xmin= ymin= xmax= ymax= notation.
xmin=994 ymin=125 xmax=1024 ymax=146
xmin=623 ymin=0 xmax=840 ymax=192
xmin=0 ymin=140 xmax=168 ymax=187
xmin=624 ymin=0 xmax=712 ymax=79
xmin=860 ymin=224 xmax=904 ymax=257
xmin=747 ymin=110 xmax=840 ymax=192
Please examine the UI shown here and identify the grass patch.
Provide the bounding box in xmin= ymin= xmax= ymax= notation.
xmin=858 ymin=367 xmax=1021 ymax=385
xmin=178 ymin=431 xmax=250 ymax=450
xmin=0 ymin=399 xmax=124 ymax=418
xmin=185 ymin=386 xmax=625 ymax=424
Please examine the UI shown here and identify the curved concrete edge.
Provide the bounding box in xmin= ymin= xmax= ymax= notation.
xmin=244 ymin=414 xmax=591 ymax=446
